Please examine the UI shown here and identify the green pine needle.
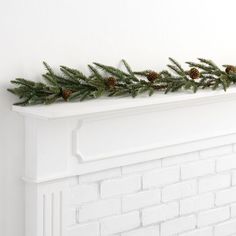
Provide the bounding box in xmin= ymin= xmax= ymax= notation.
xmin=7 ymin=58 xmax=234 ymax=106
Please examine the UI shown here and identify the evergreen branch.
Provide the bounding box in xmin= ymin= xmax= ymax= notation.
xmin=167 ymin=64 xmax=184 ymax=76
xmin=60 ymin=66 xmax=88 ymax=81
xmin=122 ymin=59 xmax=139 ymax=82
xmin=186 ymin=62 xmax=213 ymax=71
xmin=8 ymin=58 xmax=236 ymax=106
xmin=93 ymin=62 xmax=129 ymax=81
xmin=198 ymin=58 xmax=219 ymax=70
xmin=169 ymin=58 xmax=185 ymax=74
xmin=43 ymin=61 xmax=54 ymax=75
xmin=122 ymin=59 xmax=133 ymax=76
xmin=42 ymin=74 xmax=58 ymax=86
xmin=88 ymin=65 xmax=104 ymax=81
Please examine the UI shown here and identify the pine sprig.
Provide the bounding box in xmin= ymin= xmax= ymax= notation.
xmin=168 ymin=57 xmax=185 ymax=74
xmin=93 ymin=62 xmax=128 ymax=77
xmin=8 ymin=58 xmax=236 ymax=106
xmin=121 ymin=59 xmax=139 ymax=82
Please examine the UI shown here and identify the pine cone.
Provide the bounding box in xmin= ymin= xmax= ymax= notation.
xmin=62 ymin=89 xmax=73 ymax=101
xmin=106 ymin=77 xmax=116 ymax=88
xmin=146 ymin=71 xmax=159 ymax=83
xmin=225 ymin=65 xmax=236 ymax=74
xmin=189 ymin=68 xmax=200 ymax=80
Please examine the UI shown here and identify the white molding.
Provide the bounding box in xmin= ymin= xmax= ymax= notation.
xmin=15 ymin=90 xmax=236 ymax=182
xmin=23 ymin=132 xmax=236 ymax=183
xmin=73 ymin=100 xmax=236 ymax=163
xmin=15 ymin=90 xmax=236 ymax=236
xmin=13 ymin=87 xmax=236 ymax=119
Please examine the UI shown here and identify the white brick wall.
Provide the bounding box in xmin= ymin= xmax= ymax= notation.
xmin=71 ymin=184 xmax=98 ymax=204
xmin=100 ymin=211 xmax=140 ymax=235
xmin=79 ymin=198 xmax=121 ymax=222
xmin=215 ymin=187 xmax=236 ymax=206
xmin=216 ymin=154 xmax=236 ymax=172
xmin=142 ymin=202 xmax=179 ymax=225
xmin=233 ymin=170 xmax=236 ymax=185
xmin=215 ymin=219 xmax=236 ymax=236
xmin=121 ymin=225 xmax=159 ymax=236
xmin=199 ymin=173 xmax=231 ymax=193
xmin=181 ymin=159 xmax=215 ymax=179
xmin=162 ymin=180 xmax=197 ymax=202
xmin=231 ymin=203 xmax=236 ymax=217
xmin=179 ymin=227 xmax=213 ymax=236
xmin=198 ymin=206 xmax=230 ymax=227
xmin=101 ymin=175 xmax=141 ymax=198
xmin=180 ymin=193 xmax=214 ymax=215
xmin=122 ymin=189 xmax=161 ymax=212
xmin=67 ymin=222 xmax=99 ymax=236
xmin=143 ymin=166 xmax=179 ymax=188
xmin=65 ymin=143 xmax=236 ymax=236
xmin=161 ymin=215 xmax=196 ymax=236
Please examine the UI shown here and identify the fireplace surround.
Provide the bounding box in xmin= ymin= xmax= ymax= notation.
xmin=14 ymin=88 xmax=236 ymax=236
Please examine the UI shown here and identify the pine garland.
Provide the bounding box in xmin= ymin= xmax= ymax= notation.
xmin=7 ymin=58 xmax=236 ymax=106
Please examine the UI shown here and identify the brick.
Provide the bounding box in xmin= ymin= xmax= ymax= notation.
xmin=198 ymin=206 xmax=230 ymax=227
xmin=122 ymin=189 xmax=160 ymax=212
xmin=100 ymin=211 xmax=140 ymax=235
xmin=101 ymin=176 xmax=141 ymax=198
xmin=199 ymin=145 xmax=232 ymax=159
xmin=71 ymin=184 xmax=98 ymax=204
xmin=162 ymin=152 xmax=199 ymax=167
xmin=215 ymin=219 xmax=236 ymax=236
xmin=161 ymin=215 xmax=196 ymax=236
xmin=65 ymin=207 xmax=76 ymax=226
xmin=79 ymin=168 xmax=121 ymax=183
xmin=122 ymin=159 xmax=161 ymax=174
xmin=181 ymin=159 xmax=215 ymax=179
xmin=216 ymin=154 xmax=236 ymax=172
xmin=67 ymin=222 xmax=99 ymax=236
xmin=79 ymin=198 xmax=121 ymax=222
xmin=121 ymin=225 xmax=159 ymax=236
xmin=143 ymin=166 xmax=179 ymax=189
xmin=216 ymin=187 xmax=236 ymax=206
xmin=179 ymin=227 xmax=213 ymax=236
xmin=180 ymin=193 xmax=214 ymax=215
xmin=199 ymin=173 xmax=230 ymax=193
xmin=231 ymin=204 xmax=236 ymax=217
xmin=142 ymin=202 xmax=178 ymax=225
xmin=233 ymin=143 xmax=236 ymax=152
xmin=162 ymin=180 xmax=197 ymax=202
xmin=233 ymin=171 xmax=236 ymax=185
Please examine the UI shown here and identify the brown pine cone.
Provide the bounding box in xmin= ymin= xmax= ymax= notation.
xmin=62 ymin=89 xmax=73 ymax=101
xmin=189 ymin=68 xmax=200 ymax=80
xmin=225 ymin=65 xmax=236 ymax=74
xmin=106 ymin=77 xmax=116 ymax=88
xmin=146 ymin=71 xmax=159 ymax=83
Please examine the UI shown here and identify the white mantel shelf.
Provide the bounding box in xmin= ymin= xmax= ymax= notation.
xmin=16 ymin=88 xmax=236 ymax=236
xmin=14 ymin=87 xmax=236 ymax=183
xmin=13 ymin=87 xmax=236 ymax=119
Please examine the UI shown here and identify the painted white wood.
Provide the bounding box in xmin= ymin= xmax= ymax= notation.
xmin=75 ymin=100 xmax=236 ymax=162
xmin=15 ymin=91 xmax=236 ymax=236
xmin=4 ymin=1 xmax=236 ymax=235
xmin=24 ymin=117 xmax=71 ymax=179
xmin=13 ymin=87 xmax=236 ymax=119
xmin=18 ymin=92 xmax=236 ymax=181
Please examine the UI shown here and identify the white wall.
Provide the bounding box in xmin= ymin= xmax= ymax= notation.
xmin=1 ymin=0 xmax=236 ymax=235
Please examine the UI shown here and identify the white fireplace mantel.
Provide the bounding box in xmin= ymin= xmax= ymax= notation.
xmin=13 ymin=87 xmax=236 ymax=120
xmin=14 ymin=88 xmax=236 ymax=183
xmin=14 ymin=88 xmax=236 ymax=236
